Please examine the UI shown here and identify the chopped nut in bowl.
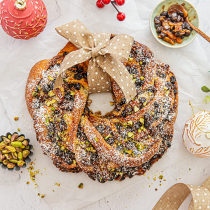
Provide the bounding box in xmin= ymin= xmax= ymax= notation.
xmin=0 ymin=132 xmax=33 ymax=171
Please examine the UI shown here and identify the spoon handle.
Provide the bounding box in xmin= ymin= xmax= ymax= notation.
xmin=187 ymin=21 xmax=210 ymax=43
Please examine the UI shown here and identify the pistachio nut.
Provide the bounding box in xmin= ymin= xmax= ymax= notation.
xmin=3 ymin=159 xmax=9 ymax=165
xmin=16 ymin=136 xmax=25 ymax=142
xmin=5 ymin=146 xmax=16 ymax=153
xmin=0 ymin=142 xmax=6 ymax=150
xmin=23 ymin=150 xmax=30 ymax=158
xmin=12 ymin=152 xmax=18 ymax=160
xmin=5 ymin=154 xmax=12 ymax=160
xmin=2 ymin=150 xmax=10 ymax=154
xmin=22 ymin=140 xmax=28 ymax=146
xmin=18 ymin=152 xmax=23 ymax=160
xmin=17 ymin=160 xmax=25 ymax=167
xmin=9 ymin=159 xmax=18 ymax=164
xmin=7 ymin=134 xmax=11 ymax=140
xmin=3 ymin=137 xmax=10 ymax=144
xmin=20 ymin=145 xmax=25 ymax=149
xmin=16 ymin=147 xmax=22 ymax=153
xmin=11 ymin=133 xmax=18 ymax=142
xmin=7 ymin=163 xmax=15 ymax=169
xmin=11 ymin=141 xmax=22 ymax=148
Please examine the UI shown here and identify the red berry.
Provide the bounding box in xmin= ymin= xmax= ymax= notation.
xmin=96 ymin=0 xmax=105 ymax=8
xmin=115 ymin=0 xmax=125 ymax=6
xmin=102 ymin=0 xmax=111 ymax=4
xmin=117 ymin=12 xmax=126 ymax=21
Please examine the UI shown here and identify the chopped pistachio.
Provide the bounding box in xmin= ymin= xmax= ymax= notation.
xmin=32 ymin=91 xmax=38 ymax=97
xmin=138 ymin=129 xmax=141 ymax=133
xmin=70 ymin=91 xmax=75 ymax=96
xmin=134 ymin=106 xmax=139 ymax=112
xmin=165 ymin=90 xmax=170 ymax=96
xmin=105 ymin=134 xmax=111 ymax=139
xmin=159 ymin=175 xmax=163 ymax=180
xmin=51 ymin=99 xmax=57 ymax=104
xmin=48 ymin=76 xmax=54 ymax=81
xmin=17 ymin=128 xmax=20 ymax=132
xmin=140 ymin=76 xmax=144 ymax=80
xmin=128 ymin=121 xmax=133 ymax=126
xmin=139 ymin=61 xmax=143 ymax=65
xmin=132 ymin=79 xmax=136 ymax=83
xmin=149 ymin=92 xmax=153 ymax=96
xmin=127 ymin=132 xmax=134 ymax=138
xmin=139 ymin=118 xmax=144 ymax=124
xmin=60 ymin=146 xmax=65 ymax=151
xmin=48 ymin=90 xmax=55 ymax=97
xmin=143 ymin=102 xmax=147 ymax=106
xmin=128 ymin=57 xmax=133 ymax=62
xmin=164 ymin=86 xmax=168 ymax=90
xmin=78 ymin=183 xmax=83 ymax=189
xmin=73 ymin=160 xmax=76 ymax=164
xmin=126 ymin=150 xmax=133 ymax=155
xmin=41 ymin=194 xmax=45 ymax=198
xmin=45 ymin=119 xmax=49 ymax=125
xmin=95 ymin=137 xmax=98 ymax=142
xmin=110 ymin=101 xmax=114 ymax=106
xmin=51 ymin=107 xmax=55 ymax=111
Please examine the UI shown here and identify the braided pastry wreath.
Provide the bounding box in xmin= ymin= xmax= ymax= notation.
xmin=25 ymin=39 xmax=178 ymax=183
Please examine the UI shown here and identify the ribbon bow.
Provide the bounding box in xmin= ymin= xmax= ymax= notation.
xmin=54 ymin=19 xmax=136 ymax=102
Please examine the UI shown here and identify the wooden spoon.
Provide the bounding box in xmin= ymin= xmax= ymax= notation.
xmin=168 ymin=4 xmax=210 ymax=43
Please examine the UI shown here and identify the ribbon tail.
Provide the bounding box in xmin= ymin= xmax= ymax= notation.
xmin=97 ymin=54 xmax=136 ymax=103
xmin=87 ymin=58 xmax=111 ymax=94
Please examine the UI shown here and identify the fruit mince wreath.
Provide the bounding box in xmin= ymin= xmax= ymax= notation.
xmin=25 ymin=39 xmax=178 ymax=182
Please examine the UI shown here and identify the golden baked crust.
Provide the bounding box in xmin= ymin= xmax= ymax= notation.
xmin=25 ymin=40 xmax=179 ymax=182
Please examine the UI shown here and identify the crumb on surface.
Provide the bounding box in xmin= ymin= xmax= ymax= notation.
xmin=14 ymin=117 xmax=19 ymax=121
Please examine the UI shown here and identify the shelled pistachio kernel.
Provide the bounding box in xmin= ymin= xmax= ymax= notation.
xmin=0 ymin=133 xmax=31 ymax=169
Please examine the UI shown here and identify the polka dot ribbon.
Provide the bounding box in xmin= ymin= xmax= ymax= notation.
xmin=153 ymin=176 xmax=210 ymax=210
xmin=54 ymin=19 xmax=136 ymax=103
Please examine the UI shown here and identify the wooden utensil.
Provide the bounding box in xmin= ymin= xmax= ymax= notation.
xmin=168 ymin=4 xmax=210 ymax=43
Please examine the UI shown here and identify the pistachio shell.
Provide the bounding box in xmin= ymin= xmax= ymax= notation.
xmin=5 ymin=146 xmax=16 ymax=153
xmin=11 ymin=141 xmax=22 ymax=148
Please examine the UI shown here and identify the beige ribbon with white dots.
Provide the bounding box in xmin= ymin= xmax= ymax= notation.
xmin=153 ymin=176 xmax=210 ymax=210
xmin=54 ymin=19 xmax=136 ymax=103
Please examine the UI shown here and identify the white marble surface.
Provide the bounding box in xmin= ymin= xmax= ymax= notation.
xmin=0 ymin=0 xmax=210 ymax=210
